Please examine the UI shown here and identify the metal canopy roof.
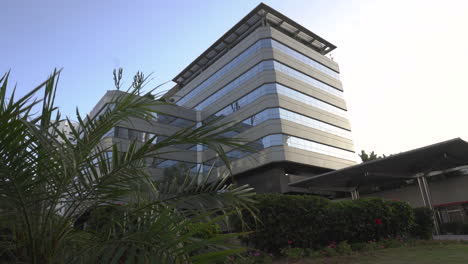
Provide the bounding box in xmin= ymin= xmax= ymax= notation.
xmin=173 ymin=3 xmax=337 ymax=87
xmin=289 ymin=138 xmax=468 ymax=188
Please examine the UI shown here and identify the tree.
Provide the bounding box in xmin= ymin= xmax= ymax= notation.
xmin=359 ymin=150 xmax=387 ymax=162
xmin=0 ymin=70 xmax=255 ymax=263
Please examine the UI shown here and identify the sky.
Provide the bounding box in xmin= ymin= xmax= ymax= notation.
xmin=2 ymin=0 xmax=468 ymax=156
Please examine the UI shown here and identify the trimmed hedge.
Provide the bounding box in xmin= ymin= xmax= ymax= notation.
xmin=411 ymin=207 xmax=434 ymax=239
xmin=239 ymin=194 xmax=418 ymax=253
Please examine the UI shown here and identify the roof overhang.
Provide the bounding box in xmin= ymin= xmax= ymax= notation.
xmin=173 ymin=3 xmax=337 ymax=87
xmin=289 ymin=138 xmax=468 ymax=189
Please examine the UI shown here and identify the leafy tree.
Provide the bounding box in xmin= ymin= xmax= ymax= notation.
xmin=0 ymin=70 xmax=255 ymax=263
xmin=359 ymin=150 xmax=387 ymax=162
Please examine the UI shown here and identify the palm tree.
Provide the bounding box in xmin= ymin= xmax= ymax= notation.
xmin=0 ymin=70 xmax=255 ymax=263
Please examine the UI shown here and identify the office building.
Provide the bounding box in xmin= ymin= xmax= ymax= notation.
xmin=89 ymin=3 xmax=356 ymax=193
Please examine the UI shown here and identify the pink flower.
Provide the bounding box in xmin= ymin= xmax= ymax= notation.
xmin=253 ymin=251 xmax=261 ymax=256
xmin=375 ymin=218 xmax=383 ymax=225
xmin=287 ymin=240 xmax=294 ymax=245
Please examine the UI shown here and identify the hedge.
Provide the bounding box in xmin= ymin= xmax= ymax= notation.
xmin=239 ymin=194 xmax=422 ymax=253
xmin=411 ymin=207 xmax=434 ymax=239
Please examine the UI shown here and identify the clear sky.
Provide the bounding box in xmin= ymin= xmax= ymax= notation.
xmin=2 ymin=0 xmax=468 ymax=156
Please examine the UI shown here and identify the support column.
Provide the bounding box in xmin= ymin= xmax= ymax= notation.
xmin=421 ymin=176 xmax=440 ymax=235
xmin=350 ymin=189 xmax=360 ymax=200
xmin=417 ymin=177 xmax=427 ymax=207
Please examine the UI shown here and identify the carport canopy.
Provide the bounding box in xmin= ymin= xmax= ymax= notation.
xmin=289 ymin=138 xmax=468 ymax=190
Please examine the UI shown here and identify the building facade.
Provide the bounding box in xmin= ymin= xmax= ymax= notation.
xmin=89 ymin=3 xmax=357 ymax=193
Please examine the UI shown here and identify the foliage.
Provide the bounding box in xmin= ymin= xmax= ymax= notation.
xmin=0 ymin=70 xmax=256 ymax=263
xmin=411 ymin=207 xmax=434 ymax=239
xmin=359 ymin=150 xmax=386 ymax=162
xmin=225 ymin=250 xmax=272 ymax=264
xmin=336 ymin=241 xmax=353 ymax=255
xmin=238 ymin=194 xmax=415 ymax=254
xmin=280 ymin=247 xmax=305 ymax=260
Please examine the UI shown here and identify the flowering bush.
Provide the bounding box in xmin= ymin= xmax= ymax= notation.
xmin=237 ymin=195 xmax=418 ymax=253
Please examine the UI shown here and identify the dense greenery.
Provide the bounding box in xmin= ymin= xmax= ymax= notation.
xmin=411 ymin=207 xmax=435 ymax=239
xmin=238 ymin=194 xmax=418 ymax=253
xmin=358 ymin=150 xmax=386 ymax=162
xmin=0 ymin=70 xmax=256 ymax=263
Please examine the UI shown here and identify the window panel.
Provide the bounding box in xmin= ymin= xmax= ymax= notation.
xmin=177 ymin=39 xmax=341 ymax=107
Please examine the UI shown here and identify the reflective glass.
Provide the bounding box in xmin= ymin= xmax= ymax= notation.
xmin=195 ymin=60 xmax=343 ymax=111
xmin=219 ymin=107 xmax=350 ymax=139
xmin=195 ymin=60 xmax=275 ymax=110
xmin=150 ymin=158 xmax=197 ymax=169
xmin=271 ymin=40 xmax=339 ymax=79
xmin=177 ymin=39 xmax=272 ymax=106
xmin=153 ymin=113 xmax=196 ymax=128
xmin=272 ymin=61 xmax=343 ymax=98
xmin=206 ymin=83 xmax=347 ymax=125
xmin=221 ymin=134 xmax=355 ymax=164
xmin=177 ymin=39 xmax=341 ymax=107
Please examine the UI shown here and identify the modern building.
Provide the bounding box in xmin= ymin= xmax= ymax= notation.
xmin=51 ymin=120 xmax=79 ymax=144
xmin=87 ymin=3 xmax=468 ymax=234
xmin=88 ymin=3 xmax=357 ymax=193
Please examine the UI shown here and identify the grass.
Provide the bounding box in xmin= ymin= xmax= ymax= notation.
xmin=274 ymin=242 xmax=468 ymax=264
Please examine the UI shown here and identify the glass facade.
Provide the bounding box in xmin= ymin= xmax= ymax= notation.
xmin=103 ymin=127 xmax=159 ymax=143
xmin=216 ymin=108 xmax=351 ymax=139
xmin=194 ymin=60 xmax=343 ymax=111
xmin=270 ymin=39 xmax=339 ymax=79
xmin=195 ymin=60 xmax=275 ymax=110
xmin=148 ymin=158 xmax=214 ymax=175
xmin=216 ymin=134 xmax=356 ymax=165
xmin=176 ymin=39 xmax=271 ymax=106
xmin=177 ymin=39 xmax=341 ymax=107
xmin=206 ymin=83 xmax=347 ymax=124
xmin=153 ymin=113 xmax=196 ymax=128
xmin=149 ymin=158 xmax=196 ymax=169
xmin=103 ymin=127 xmax=197 ymax=151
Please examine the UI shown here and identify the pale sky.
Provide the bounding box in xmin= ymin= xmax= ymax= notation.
xmin=2 ymin=0 xmax=468 ymax=156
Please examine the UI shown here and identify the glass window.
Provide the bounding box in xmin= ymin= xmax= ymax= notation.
xmin=176 ymin=39 xmax=341 ymax=107
xmin=221 ymin=134 xmax=356 ymax=164
xmin=271 ymin=39 xmax=339 ymax=79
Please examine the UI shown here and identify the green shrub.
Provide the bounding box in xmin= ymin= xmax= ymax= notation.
xmin=321 ymin=246 xmax=338 ymax=257
xmin=280 ymin=247 xmax=305 ymax=259
xmin=336 ymin=241 xmax=353 ymax=255
xmin=225 ymin=251 xmax=272 ymax=264
xmin=380 ymin=238 xmax=402 ymax=248
xmin=238 ymin=194 xmax=330 ymax=253
xmin=411 ymin=207 xmax=434 ymax=239
xmin=238 ymin=195 xmax=415 ymax=253
xmin=350 ymin=242 xmax=367 ymax=252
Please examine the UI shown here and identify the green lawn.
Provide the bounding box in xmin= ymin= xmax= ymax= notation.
xmin=275 ymin=243 xmax=468 ymax=264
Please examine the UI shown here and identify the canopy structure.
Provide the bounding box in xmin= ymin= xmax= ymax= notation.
xmin=289 ymin=138 xmax=468 ymax=235
xmin=289 ymin=138 xmax=468 ymax=189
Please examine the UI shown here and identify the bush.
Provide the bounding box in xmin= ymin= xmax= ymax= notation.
xmin=280 ymin=247 xmax=305 ymax=260
xmin=336 ymin=241 xmax=353 ymax=255
xmin=411 ymin=207 xmax=434 ymax=239
xmin=225 ymin=251 xmax=272 ymax=264
xmin=238 ymin=195 xmax=415 ymax=253
xmin=238 ymin=194 xmax=330 ymax=253
xmin=350 ymin=242 xmax=367 ymax=252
